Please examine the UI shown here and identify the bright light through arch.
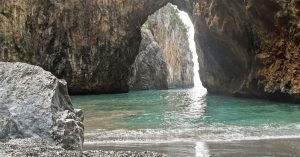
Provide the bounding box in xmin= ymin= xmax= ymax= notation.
xmin=178 ymin=10 xmax=207 ymax=94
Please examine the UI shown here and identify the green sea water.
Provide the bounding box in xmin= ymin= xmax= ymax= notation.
xmin=72 ymin=88 xmax=300 ymax=140
xmin=71 ymin=88 xmax=300 ymax=156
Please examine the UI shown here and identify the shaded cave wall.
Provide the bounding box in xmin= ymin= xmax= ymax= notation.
xmin=188 ymin=0 xmax=300 ymax=102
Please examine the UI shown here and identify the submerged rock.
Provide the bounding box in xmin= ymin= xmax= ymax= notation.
xmin=130 ymin=4 xmax=194 ymax=90
xmin=0 ymin=62 xmax=84 ymax=150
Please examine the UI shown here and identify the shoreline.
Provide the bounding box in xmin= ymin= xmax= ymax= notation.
xmin=84 ymin=138 xmax=300 ymax=157
xmin=1 ymin=137 xmax=300 ymax=156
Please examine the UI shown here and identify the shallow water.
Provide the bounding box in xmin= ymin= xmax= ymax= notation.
xmin=72 ymin=88 xmax=300 ymax=156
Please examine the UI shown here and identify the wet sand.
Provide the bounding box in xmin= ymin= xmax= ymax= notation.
xmin=84 ymin=138 xmax=300 ymax=157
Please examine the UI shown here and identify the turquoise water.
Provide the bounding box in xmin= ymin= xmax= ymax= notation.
xmin=72 ymin=88 xmax=300 ymax=144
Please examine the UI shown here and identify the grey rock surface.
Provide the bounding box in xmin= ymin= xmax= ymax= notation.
xmin=130 ymin=4 xmax=194 ymax=90
xmin=129 ymin=28 xmax=169 ymax=90
xmin=0 ymin=62 xmax=84 ymax=150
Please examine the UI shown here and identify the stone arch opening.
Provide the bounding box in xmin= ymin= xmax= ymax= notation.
xmin=129 ymin=3 xmax=199 ymax=91
xmin=129 ymin=3 xmax=207 ymax=94
xmin=130 ymin=0 xmax=300 ymax=102
xmin=128 ymin=0 xmax=251 ymax=95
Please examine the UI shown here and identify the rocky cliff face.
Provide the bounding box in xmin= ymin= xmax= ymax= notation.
xmin=187 ymin=0 xmax=300 ymax=102
xmin=0 ymin=0 xmax=169 ymax=94
xmin=1 ymin=0 xmax=300 ymax=102
xmin=0 ymin=62 xmax=84 ymax=150
xmin=130 ymin=4 xmax=194 ymax=90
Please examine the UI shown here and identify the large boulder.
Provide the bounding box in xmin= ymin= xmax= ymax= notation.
xmin=0 ymin=62 xmax=84 ymax=150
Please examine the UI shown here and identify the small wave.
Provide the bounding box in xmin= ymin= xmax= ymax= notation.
xmin=84 ymin=124 xmax=300 ymax=144
xmin=85 ymin=135 xmax=300 ymax=145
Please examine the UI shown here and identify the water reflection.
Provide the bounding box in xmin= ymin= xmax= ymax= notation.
xmin=186 ymin=88 xmax=207 ymax=120
xmin=158 ymin=88 xmax=208 ymax=128
xmin=195 ymin=142 xmax=210 ymax=157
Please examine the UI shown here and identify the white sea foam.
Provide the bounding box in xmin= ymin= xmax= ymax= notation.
xmin=84 ymin=124 xmax=300 ymax=144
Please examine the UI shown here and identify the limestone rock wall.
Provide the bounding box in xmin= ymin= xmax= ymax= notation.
xmin=0 ymin=0 xmax=169 ymax=94
xmin=0 ymin=62 xmax=84 ymax=150
xmin=130 ymin=4 xmax=194 ymax=90
xmin=1 ymin=0 xmax=300 ymax=102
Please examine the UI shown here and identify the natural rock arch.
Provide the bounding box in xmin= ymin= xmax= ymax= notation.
xmin=130 ymin=3 xmax=194 ymax=90
xmin=0 ymin=0 xmax=299 ymax=102
xmin=148 ymin=0 xmax=300 ymax=102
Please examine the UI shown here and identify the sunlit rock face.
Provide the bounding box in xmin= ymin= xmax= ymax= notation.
xmin=130 ymin=4 xmax=194 ymax=90
xmin=0 ymin=0 xmax=169 ymax=94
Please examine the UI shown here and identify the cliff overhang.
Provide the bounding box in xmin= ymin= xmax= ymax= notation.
xmin=0 ymin=0 xmax=299 ymax=102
